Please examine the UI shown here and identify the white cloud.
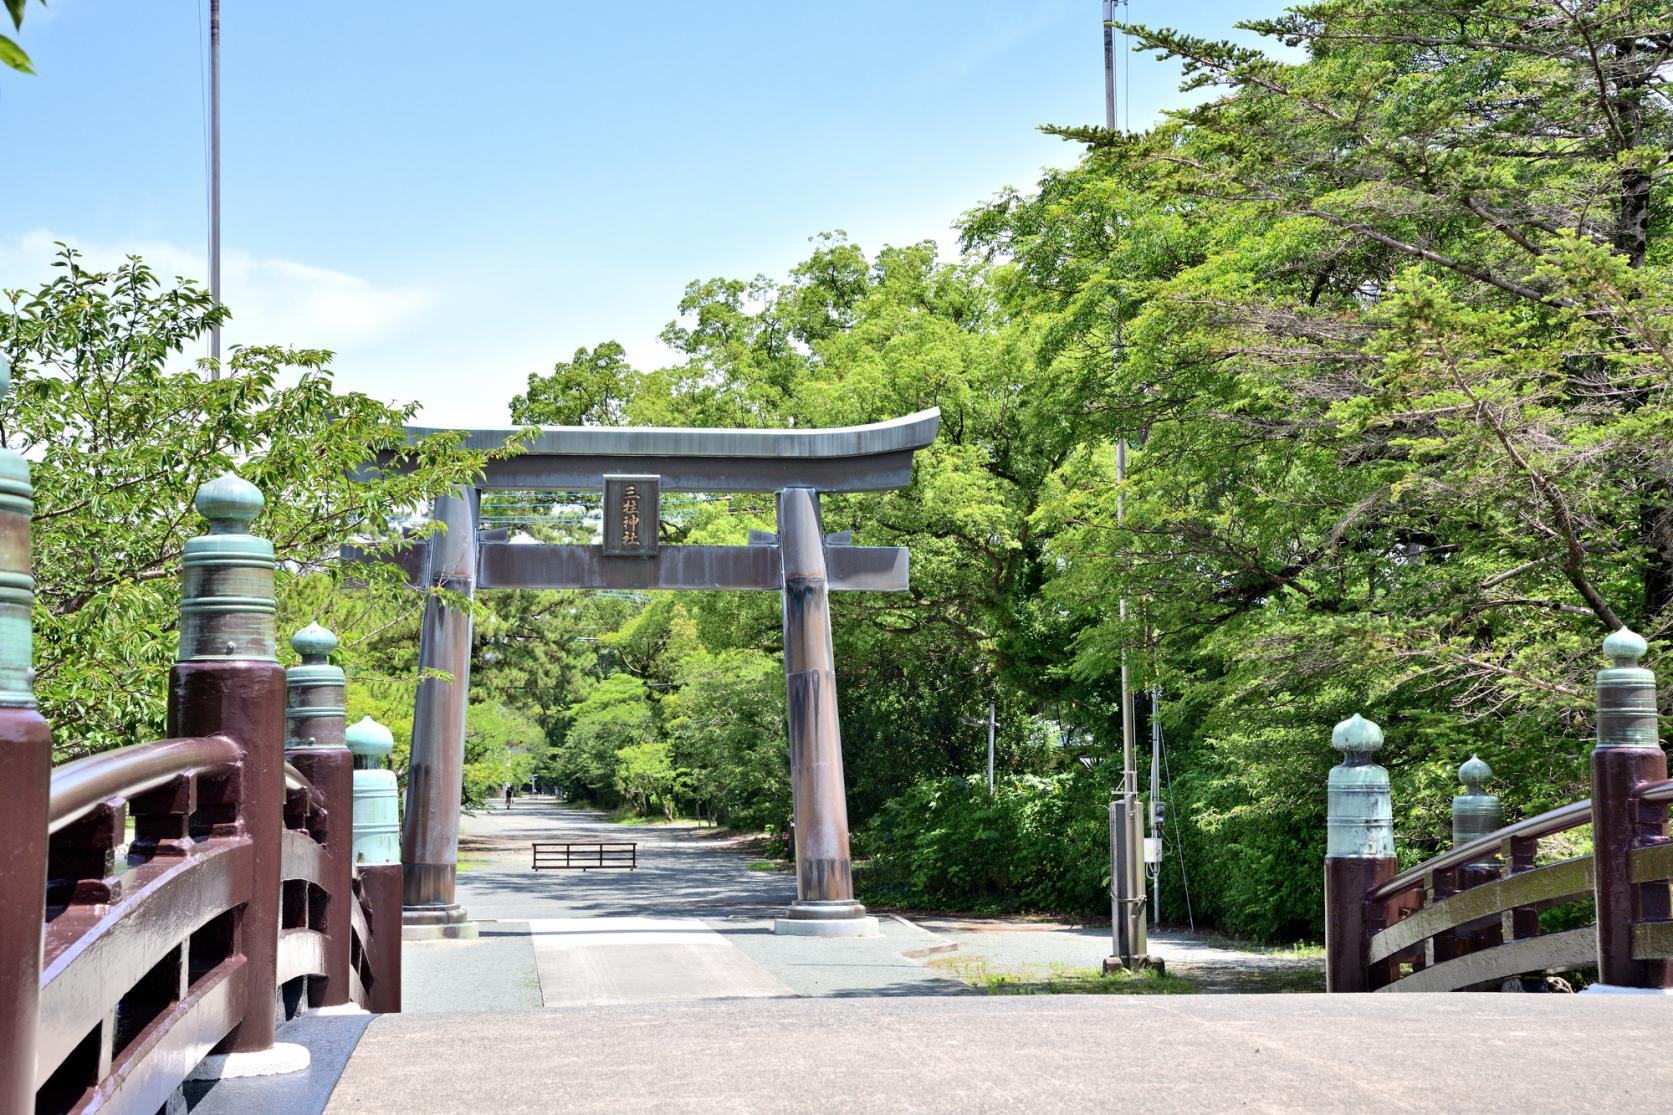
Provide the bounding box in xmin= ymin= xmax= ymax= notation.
xmin=0 ymin=229 xmax=433 ymax=351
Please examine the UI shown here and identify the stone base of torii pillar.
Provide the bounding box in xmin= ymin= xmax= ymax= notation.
xmin=772 ymin=487 xmax=879 ymax=938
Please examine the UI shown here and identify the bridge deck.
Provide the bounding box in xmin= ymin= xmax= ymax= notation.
xmin=326 ymin=994 xmax=1673 ymax=1114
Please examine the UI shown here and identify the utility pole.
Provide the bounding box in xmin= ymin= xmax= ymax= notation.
xmin=1149 ymin=681 xmax=1162 ymax=926
xmin=208 ymin=0 xmax=222 ymax=378
xmin=1101 ymin=0 xmax=1150 ymax=973
xmin=987 ymin=700 xmax=996 ymax=797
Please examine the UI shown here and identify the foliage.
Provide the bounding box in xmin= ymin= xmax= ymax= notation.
xmin=554 ymin=672 xmax=656 ymax=804
xmin=663 ymin=648 xmax=787 ymax=828
xmin=0 ymin=248 xmax=484 ymax=758
xmin=856 ymin=774 xmax=1113 ymax=916
xmin=2 ymin=0 xmax=38 ymax=75
xmin=461 ymin=701 xmax=546 ymax=807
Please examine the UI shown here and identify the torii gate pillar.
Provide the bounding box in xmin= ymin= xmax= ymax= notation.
xmin=401 ymin=484 xmax=478 ymax=938
xmin=776 ymin=487 xmax=876 ymax=935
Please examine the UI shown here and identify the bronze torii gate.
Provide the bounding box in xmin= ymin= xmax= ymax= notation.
xmin=380 ymin=409 xmax=939 ymax=939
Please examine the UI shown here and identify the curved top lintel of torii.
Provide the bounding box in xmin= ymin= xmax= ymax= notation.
xmin=400 ymin=407 xmax=942 ymax=493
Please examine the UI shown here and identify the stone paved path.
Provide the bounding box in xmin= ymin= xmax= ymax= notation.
xmin=325 ymin=994 xmax=1673 ymax=1114
xmin=404 ymin=796 xmax=1322 ymax=1008
xmin=401 ymin=797 xmax=969 ymax=1011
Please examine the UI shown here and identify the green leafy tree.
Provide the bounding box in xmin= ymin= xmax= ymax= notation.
xmin=508 ymin=341 xmax=641 ymax=426
xmin=462 ymin=701 xmax=546 ymax=807
xmin=663 ymin=648 xmax=788 ymax=828
xmin=554 ymin=672 xmax=656 ymax=803
xmin=0 ymin=248 xmax=485 ymax=756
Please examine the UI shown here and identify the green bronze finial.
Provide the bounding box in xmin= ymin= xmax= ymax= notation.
xmin=292 ymin=621 xmax=339 ymax=663
xmin=196 ymin=470 xmax=266 ymax=533
xmin=1458 ymin=754 xmax=1492 ymax=793
xmin=1331 ymin=713 xmax=1384 ymax=757
xmin=1597 ymin=626 xmax=1657 ymax=750
xmin=0 ymin=356 xmax=35 ymax=708
xmin=1603 ymin=626 xmax=1647 ymax=667
xmin=1327 ymin=713 xmax=1393 ymax=858
xmin=178 ymin=471 xmax=277 ymax=662
xmin=347 ymin=715 xmax=395 ymax=769
xmin=1452 ymin=754 xmax=1500 ymax=858
xmin=285 ymin=622 xmax=346 ymax=750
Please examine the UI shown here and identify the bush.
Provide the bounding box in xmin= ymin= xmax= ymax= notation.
xmin=856 ymin=773 xmax=1112 ymax=916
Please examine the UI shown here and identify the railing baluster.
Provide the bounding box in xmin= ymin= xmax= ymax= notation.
xmin=1323 ymin=713 xmax=1398 ymax=992
xmin=166 ymin=472 xmax=287 ymax=1054
xmin=1589 ymin=628 xmax=1673 ymax=990
xmin=0 ymin=355 xmax=52 ymax=1114
xmin=347 ymin=715 xmax=403 ymax=1014
xmin=285 ymin=624 xmax=353 ymax=1009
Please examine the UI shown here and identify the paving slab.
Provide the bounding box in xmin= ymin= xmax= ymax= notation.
xmin=711 ymin=916 xmax=971 ymax=998
xmin=326 ymin=994 xmax=1673 ymax=1114
xmin=401 ymin=919 xmax=542 ymax=1014
xmin=526 ymin=916 xmax=794 ymax=1006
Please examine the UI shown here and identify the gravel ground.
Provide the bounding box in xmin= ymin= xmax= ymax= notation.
xmin=911 ymin=916 xmax=1325 ymax=993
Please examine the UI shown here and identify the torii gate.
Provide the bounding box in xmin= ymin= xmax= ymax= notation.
xmin=379 ymin=409 xmax=939 ymax=940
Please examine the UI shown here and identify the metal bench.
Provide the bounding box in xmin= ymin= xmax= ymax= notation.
xmin=532 ymin=841 xmax=638 ymax=871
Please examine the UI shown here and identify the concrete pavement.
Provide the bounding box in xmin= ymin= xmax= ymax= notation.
xmin=402 ymin=798 xmax=968 ymax=1011
xmin=326 ymin=993 xmax=1673 ymax=1113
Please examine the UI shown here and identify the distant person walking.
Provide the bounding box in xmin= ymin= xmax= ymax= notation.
xmin=504 ymin=784 xmax=513 ymax=811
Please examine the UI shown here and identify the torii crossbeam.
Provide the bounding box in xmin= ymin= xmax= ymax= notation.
xmin=372 ymin=409 xmax=939 ymax=939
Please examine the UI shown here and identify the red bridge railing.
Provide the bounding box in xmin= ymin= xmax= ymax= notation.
xmin=1325 ymin=629 xmax=1673 ymax=992
xmin=0 ymin=462 xmax=403 ymax=1115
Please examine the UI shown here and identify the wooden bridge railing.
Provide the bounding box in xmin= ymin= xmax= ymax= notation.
xmin=1325 ymin=628 xmax=1673 ymax=992
xmin=0 ymin=438 xmax=403 ymax=1115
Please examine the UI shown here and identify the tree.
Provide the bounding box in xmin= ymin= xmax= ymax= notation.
xmin=959 ymin=0 xmax=1673 ymax=936
xmin=663 ymin=648 xmax=787 ymax=828
xmin=614 ymin=738 xmax=684 ymax=820
xmin=0 ymin=248 xmax=487 ymax=756
xmin=554 ymin=672 xmax=655 ymax=803
xmin=462 ymin=701 xmax=546 ymax=807
xmin=508 ymin=342 xmax=641 ymax=427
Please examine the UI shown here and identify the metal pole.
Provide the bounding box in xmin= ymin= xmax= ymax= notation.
xmin=208 ymin=0 xmax=222 ymax=377
xmin=1103 ymin=0 xmax=1144 ymax=967
xmin=987 ymin=700 xmax=996 ymax=797
xmin=1149 ymin=682 xmax=1161 ymax=926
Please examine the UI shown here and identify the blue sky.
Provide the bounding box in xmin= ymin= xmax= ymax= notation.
xmin=3 ymin=1 xmax=1286 ymax=425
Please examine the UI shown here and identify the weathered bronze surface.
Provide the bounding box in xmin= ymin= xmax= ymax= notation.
xmin=0 ymin=354 xmax=49 ymax=1115
xmin=778 ymin=487 xmax=863 ymax=914
xmin=285 ymin=624 xmax=354 ymax=1008
xmin=402 ymin=485 xmax=476 ymax=921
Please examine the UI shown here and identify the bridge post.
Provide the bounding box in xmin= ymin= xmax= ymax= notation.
xmin=773 ymin=487 xmax=877 ymax=937
xmin=401 ymin=484 xmax=479 ymax=937
xmin=1589 ymin=628 xmax=1672 ymax=990
xmin=348 ymin=716 xmax=403 ymax=1013
xmin=1323 ymin=714 xmax=1397 ymax=992
xmin=0 ymin=356 xmax=51 ymax=1115
xmin=168 ymin=472 xmax=287 ymax=1054
xmin=285 ymin=623 xmax=353 ymax=1008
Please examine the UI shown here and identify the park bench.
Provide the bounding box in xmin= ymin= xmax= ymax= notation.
xmin=532 ymin=841 xmax=638 ymax=871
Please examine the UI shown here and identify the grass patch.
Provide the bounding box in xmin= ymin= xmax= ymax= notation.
xmin=1224 ymin=937 xmax=1326 ymax=960
xmin=746 ymin=861 xmax=791 ymax=873
xmin=930 ymin=955 xmax=1195 ymax=995
xmin=453 ymin=855 xmax=490 ymax=875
